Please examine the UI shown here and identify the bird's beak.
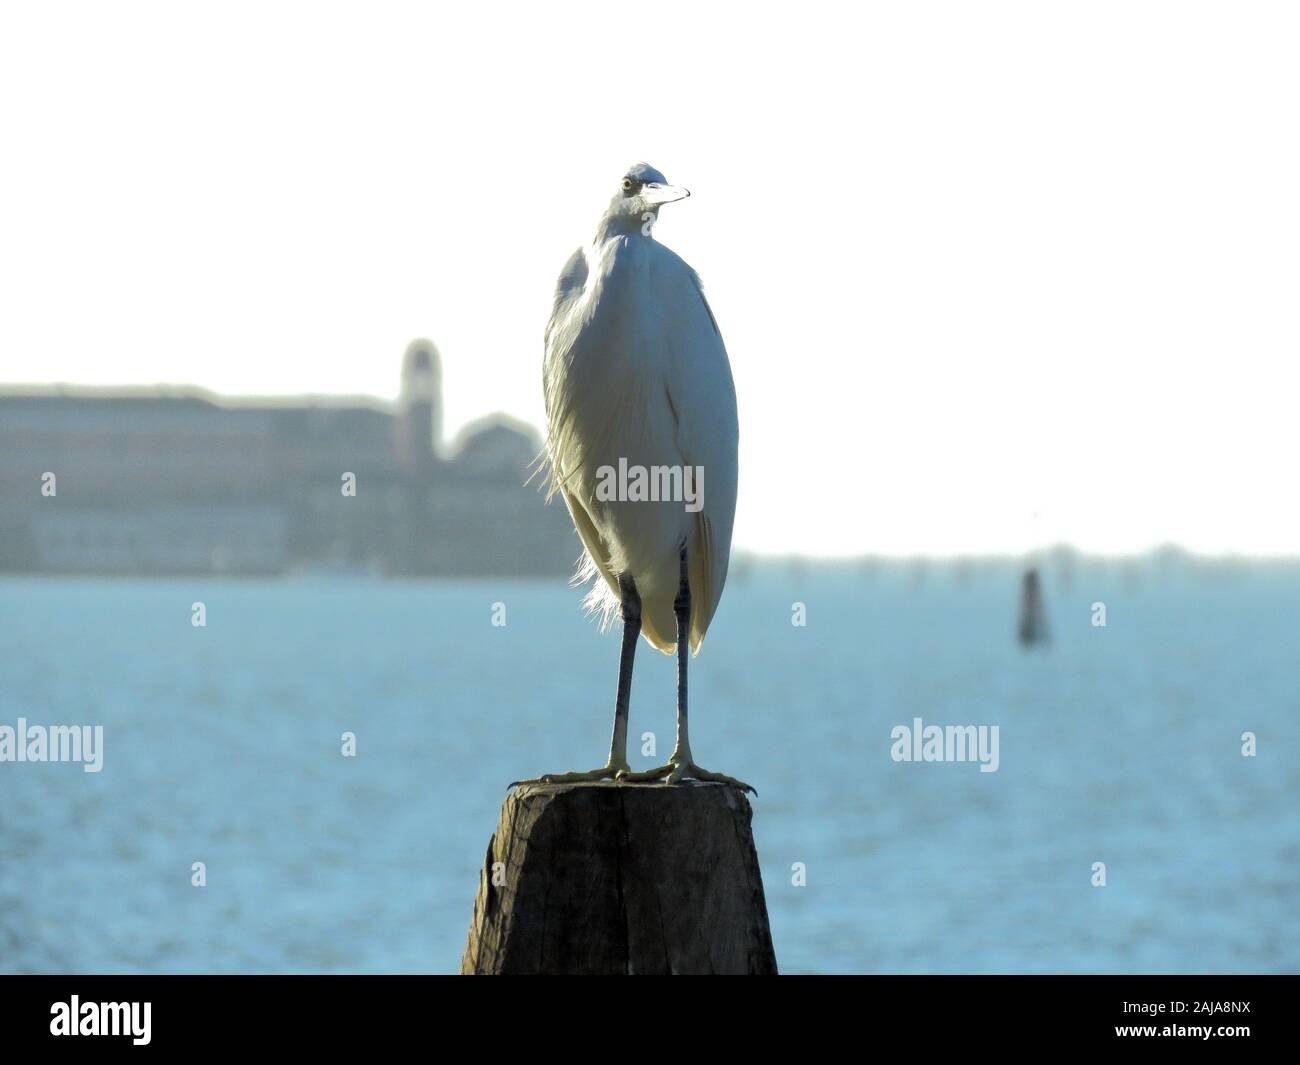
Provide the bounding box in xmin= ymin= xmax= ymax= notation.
xmin=641 ymin=182 xmax=690 ymax=205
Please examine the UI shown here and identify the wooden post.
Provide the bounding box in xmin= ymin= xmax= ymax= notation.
xmin=1018 ymin=566 xmax=1050 ymax=646
xmin=461 ymin=780 xmax=778 ymax=975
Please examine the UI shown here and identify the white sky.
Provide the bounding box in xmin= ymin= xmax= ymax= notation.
xmin=1 ymin=2 xmax=1297 ymax=556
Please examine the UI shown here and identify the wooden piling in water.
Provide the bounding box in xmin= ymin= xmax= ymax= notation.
xmin=460 ymin=780 xmax=778 ymax=975
xmin=1018 ymin=566 xmax=1050 ymax=646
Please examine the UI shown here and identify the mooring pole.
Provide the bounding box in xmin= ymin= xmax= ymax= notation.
xmin=461 ymin=781 xmax=778 ymax=975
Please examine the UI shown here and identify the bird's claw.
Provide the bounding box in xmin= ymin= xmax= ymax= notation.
xmin=619 ymin=761 xmax=756 ymax=795
xmin=509 ymin=763 xmax=631 ymax=790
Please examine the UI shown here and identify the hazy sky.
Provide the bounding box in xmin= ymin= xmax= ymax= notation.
xmin=2 ymin=2 xmax=1297 ymax=555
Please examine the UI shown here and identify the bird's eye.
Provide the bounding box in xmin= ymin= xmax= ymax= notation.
xmin=621 ymin=178 xmax=633 ymax=192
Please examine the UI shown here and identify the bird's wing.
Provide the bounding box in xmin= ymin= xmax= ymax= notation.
xmin=664 ymin=267 xmax=739 ymax=654
xmin=548 ymin=246 xmax=589 ymax=338
xmin=544 ymin=245 xmax=631 ymax=635
xmin=560 ymin=483 xmax=619 ymax=598
xmin=542 ymin=246 xmax=590 ymax=499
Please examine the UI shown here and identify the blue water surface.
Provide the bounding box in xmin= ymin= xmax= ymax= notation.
xmin=1 ymin=561 xmax=1296 ymax=973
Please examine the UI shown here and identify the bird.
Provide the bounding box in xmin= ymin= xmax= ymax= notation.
xmin=518 ymin=163 xmax=749 ymax=793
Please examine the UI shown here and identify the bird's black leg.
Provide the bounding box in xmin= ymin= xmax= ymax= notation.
xmin=670 ymin=546 xmax=692 ymax=764
xmin=606 ymin=574 xmax=640 ymax=771
xmin=512 ymin=574 xmax=638 ymax=788
xmin=619 ymin=545 xmax=754 ymax=793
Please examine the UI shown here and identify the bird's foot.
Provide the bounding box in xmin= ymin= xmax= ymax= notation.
xmin=618 ymin=760 xmax=755 ymax=795
xmin=509 ymin=761 xmax=631 ymax=789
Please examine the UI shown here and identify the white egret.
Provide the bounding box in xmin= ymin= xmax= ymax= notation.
xmin=522 ymin=163 xmax=749 ymax=792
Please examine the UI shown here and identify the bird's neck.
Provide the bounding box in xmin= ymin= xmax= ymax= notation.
xmin=594 ymin=208 xmax=658 ymax=244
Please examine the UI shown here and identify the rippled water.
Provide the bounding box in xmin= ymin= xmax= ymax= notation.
xmin=1 ymin=562 xmax=1297 ymax=973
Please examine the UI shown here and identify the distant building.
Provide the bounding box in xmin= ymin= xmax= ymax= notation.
xmin=0 ymin=340 xmax=576 ymax=577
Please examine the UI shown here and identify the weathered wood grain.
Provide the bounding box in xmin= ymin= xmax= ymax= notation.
xmin=461 ymin=781 xmax=777 ymax=975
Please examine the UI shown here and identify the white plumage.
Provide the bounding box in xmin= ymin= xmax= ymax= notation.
xmin=519 ymin=163 xmax=750 ymax=791
xmin=543 ymin=164 xmax=738 ymax=655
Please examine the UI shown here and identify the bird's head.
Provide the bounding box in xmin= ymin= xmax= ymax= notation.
xmin=602 ymin=163 xmax=690 ymax=234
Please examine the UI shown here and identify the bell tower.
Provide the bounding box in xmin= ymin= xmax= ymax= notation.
xmin=397 ymin=338 xmax=441 ymax=472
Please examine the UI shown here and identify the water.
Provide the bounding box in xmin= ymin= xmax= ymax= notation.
xmin=2 ymin=562 xmax=1297 ymax=974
